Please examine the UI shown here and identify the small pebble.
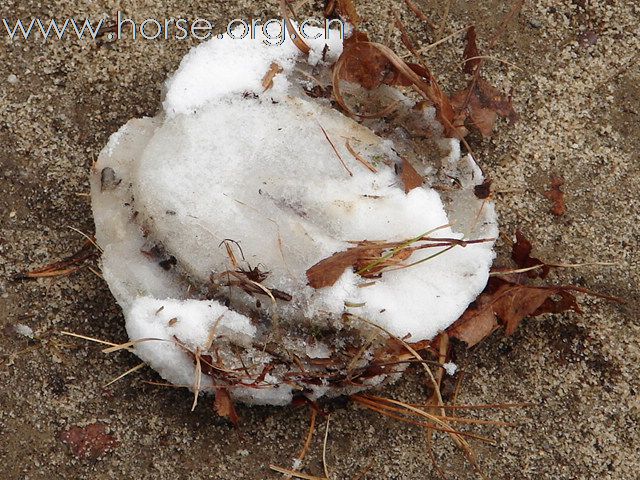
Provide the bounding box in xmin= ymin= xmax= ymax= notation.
xmin=529 ymin=18 xmax=542 ymax=29
xmin=7 ymin=74 xmax=19 ymax=84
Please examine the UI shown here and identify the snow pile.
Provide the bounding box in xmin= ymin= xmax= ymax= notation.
xmin=91 ymin=25 xmax=497 ymax=405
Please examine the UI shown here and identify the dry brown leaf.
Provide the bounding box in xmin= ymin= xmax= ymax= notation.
xmin=473 ymin=178 xmax=492 ymax=199
xmin=401 ymin=157 xmax=423 ymax=193
xmin=214 ymin=388 xmax=240 ymax=425
xmin=333 ymin=36 xmax=466 ymax=137
xmin=452 ymin=25 xmax=518 ymax=137
xmin=337 ymin=35 xmax=397 ymax=90
xmin=544 ymin=176 xmax=567 ymax=216
xmin=337 ymin=0 xmax=360 ymax=25
xmin=511 ymin=230 xmax=550 ymax=278
xmin=463 ymin=26 xmax=481 ymax=75
xmin=262 ymin=62 xmax=283 ymax=91
xmin=306 ymin=248 xmax=362 ymax=289
xmin=59 ymin=423 xmax=117 ymax=459
xmin=451 ymin=78 xmax=518 ymax=138
xmin=448 ymin=277 xmax=581 ymax=346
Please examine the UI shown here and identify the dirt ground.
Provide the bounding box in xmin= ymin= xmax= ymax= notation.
xmin=1 ymin=1 xmax=638 ymax=479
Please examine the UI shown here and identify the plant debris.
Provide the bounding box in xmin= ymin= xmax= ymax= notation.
xmin=544 ymin=176 xmax=567 ymax=216
xmin=13 ymin=239 xmax=97 ymax=280
xmin=511 ymin=230 xmax=550 ymax=278
xmin=59 ymin=423 xmax=117 ymax=459
xmin=214 ymin=388 xmax=240 ymax=425
xmin=451 ymin=26 xmax=518 ymax=138
xmin=449 ymin=276 xmax=582 ymax=346
xmin=401 ymin=157 xmax=424 ymax=193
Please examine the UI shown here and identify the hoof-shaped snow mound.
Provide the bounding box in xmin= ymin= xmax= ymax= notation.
xmin=91 ymin=27 xmax=497 ymax=405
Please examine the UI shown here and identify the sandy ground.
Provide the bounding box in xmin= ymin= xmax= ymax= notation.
xmin=1 ymin=1 xmax=638 ymax=479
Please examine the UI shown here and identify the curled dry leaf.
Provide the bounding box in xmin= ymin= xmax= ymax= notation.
xmin=306 ymin=248 xmax=365 ymax=289
xmin=544 ymin=176 xmax=567 ymax=216
xmin=448 ymin=277 xmax=581 ymax=347
xmin=214 ymin=388 xmax=240 ymax=426
xmin=332 ymin=34 xmax=466 ymax=137
xmin=262 ymin=62 xmax=283 ymax=91
xmin=401 ymin=157 xmax=424 ymax=193
xmin=452 ymin=25 xmax=518 ymax=137
xmin=59 ymin=423 xmax=117 ymax=459
xmin=473 ymin=178 xmax=492 ymax=199
xmin=463 ymin=26 xmax=481 ymax=75
xmin=329 ymin=0 xmax=361 ymax=25
xmin=451 ymin=78 xmax=518 ymax=138
xmin=511 ymin=230 xmax=550 ymax=278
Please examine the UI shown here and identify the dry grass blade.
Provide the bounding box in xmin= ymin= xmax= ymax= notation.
xmin=403 ymin=0 xmax=437 ymax=29
xmin=102 ymin=337 xmax=170 ymax=354
xmin=490 ymin=261 xmax=619 ymax=276
xmin=352 ymin=395 xmax=495 ymax=443
xmin=59 ymin=331 xmax=121 ymax=348
xmin=414 ymin=26 xmax=469 ymax=55
xmin=295 ymin=408 xmax=318 ymax=466
xmin=191 ymin=347 xmax=202 ymax=411
xmin=348 ymin=315 xmax=488 ymax=470
xmin=355 ymin=224 xmax=450 ymax=276
xmin=463 ymin=55 xmax=523 ymax=71
xmin=345 ymin=140 xmax=378 ymax=173
xmin=66 ymin=226 xmax=103 ymax=253
xmin=103 ymin=362 xmax=145 ymax=388
xmin=322 ymin=416 xmax=332 ymax=479
xmin=319 ymin=124 xmax=353 ymax=176
xmin=269 ymin=465 xmax=327 ymax=480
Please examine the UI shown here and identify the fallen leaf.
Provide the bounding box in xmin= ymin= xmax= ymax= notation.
xmin=452 ymin=26 xmax=518 ymax=137
xmin=306 ymin=248 xmax=362 ymax=289
xmin=333 ymin=36 xmax=466 ymax=137
xmin=401 ymin=157 xmax=423 ymax=193
xmin=473 ymin=178 xmax=492 ymax=199
xmin=449 ymin=277 xmax=581 ymax=346
xmin=261 ymin=62 xmax=283 ymax=91
xmin=511 ymin=230 xmax=550 ymax=278
xmin=336 ymin=0 xmax=360 ymax=25
xmin=544 ymin=176 xmax=566 ymax=216
xmin=59 ymin=423 xmax=117 ymax=459
xmin=214 ymin=388 xmax=240 ymax=426
xmin=451 ymin=78 xmax=518 ymax=138
xmin=463 ymin=26 xmax=481 ymax=75
xmin=337 ymin=35 xmax=397 ymax=90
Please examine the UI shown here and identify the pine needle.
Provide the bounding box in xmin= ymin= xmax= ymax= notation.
xmin=103 ymin=362 xmax=145 ymax=388
xmin=59 ymin=331 xmax=120 ymax=348
xmin=296 ymin=408 xmax=318 ymax=466
xmin=102 ymin=337 xmax=169 ymax=354
xmin=192 ymin=348 xmax=202 ymax=411
xmin=66 ymin=225 xmax=103 ymax=253
xmin=269 ymin=465 xmax=327 ymax=480
xmin=322 ymin=416 xmax=332 ymax=480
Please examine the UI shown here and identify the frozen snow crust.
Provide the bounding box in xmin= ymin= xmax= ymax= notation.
xmin=91 ymin=26 xmax=498 ymax=405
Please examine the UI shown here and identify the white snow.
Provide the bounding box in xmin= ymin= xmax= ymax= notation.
xmin=91 ymin=24 xmax=497 ymax=405
xmin=443 ymin=362 xmax=458 ymax=376
xmin=14 ymin=324 xmax=34 ymax=338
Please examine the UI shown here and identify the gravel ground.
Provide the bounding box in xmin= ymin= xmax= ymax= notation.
xmin=1 ymin=1 xmax=638 ymax=479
